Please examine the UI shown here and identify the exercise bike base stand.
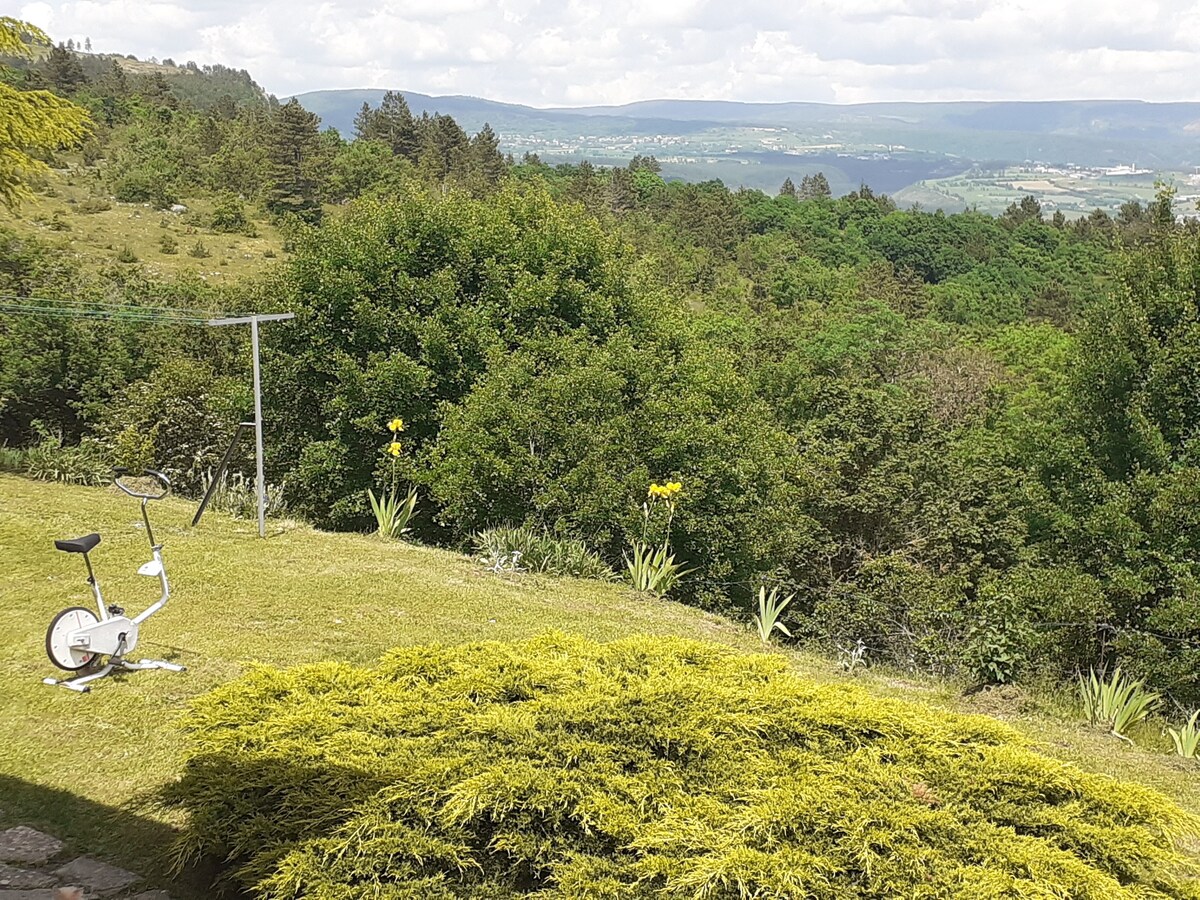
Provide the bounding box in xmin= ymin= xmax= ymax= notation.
xmin=42 ymin=643 xmax=186 ymax=693
xmin=42 ymin=469 xmax=187 ymax=693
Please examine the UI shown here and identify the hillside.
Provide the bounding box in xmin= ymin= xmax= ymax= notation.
xmin=2 ymin=475 xmax=1199 ymax=896
xmin=0 ymin=163 xmax=285 ymax=278
xmin=295 ymin=89 xmax=1200 ymax=207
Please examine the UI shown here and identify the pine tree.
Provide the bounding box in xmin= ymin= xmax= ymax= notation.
xmin=84 ymin=37 xmax=92 ymax=52
xmin=352 ymin=102 xmax=373 ymax=139
xmin=566 ymin=160 xmax=602 ymax=209
xmin=211 ymin=94 xmax=239 ymax=121
xmin=468 ymin=123 xmax=506 ymax=187
xmin=779 ymin=177 xmax=796 ymax=198
xmin=264 ymin=98 xmax=322 ymax=223
xmin=198 ymin=115 xmax=223 ymax=156
xmin=607 ymin=166 xmax=636 ymax=212
xmin=416 ymin=113 xmax=468 ymax=183
xmin=799 ymin=172 xmax=831 ymax=199
xmin=102 ymin=59 xmax=128 ymax=96
xmin=141 ymin=72 xmax=178 ymax=110
xmin=355 ymin=91 xmax=419 ymax=160
xmin=45 ymin=43 xmax=87 ymax=94
xmin=1002 ymin=194 xmax=1043 ymax=227
xmin=628 ymin=154 xmax=661 ymax=173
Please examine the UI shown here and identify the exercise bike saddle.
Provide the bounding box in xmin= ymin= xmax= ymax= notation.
xmin=54 ymin=533 xmax=101 ymax=554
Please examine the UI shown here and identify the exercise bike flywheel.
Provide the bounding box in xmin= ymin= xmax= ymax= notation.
xmin=46 ymin=606 xmax=99 ymax=671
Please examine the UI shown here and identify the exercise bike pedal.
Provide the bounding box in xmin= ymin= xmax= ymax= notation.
xmin=107 ymin=604 xmax=125 ymax=616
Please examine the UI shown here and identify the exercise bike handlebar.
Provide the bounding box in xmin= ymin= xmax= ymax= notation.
xmin=113 ymin=468 xmax=171 ymax=501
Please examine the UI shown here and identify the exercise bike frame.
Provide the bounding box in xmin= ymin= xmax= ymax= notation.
xmin=43 ymin=469 xmax=186 ymax=693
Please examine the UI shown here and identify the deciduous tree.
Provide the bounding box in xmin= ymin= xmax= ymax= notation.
xmin=0 ymin=18 xmax=90 ymax=209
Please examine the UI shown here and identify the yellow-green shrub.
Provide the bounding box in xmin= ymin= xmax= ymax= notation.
xmin=164 ymin=634 xmax=1200 ymax=899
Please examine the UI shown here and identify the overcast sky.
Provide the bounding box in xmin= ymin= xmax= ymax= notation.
xmin=17 ymin=0 xmax=1200 ymax=106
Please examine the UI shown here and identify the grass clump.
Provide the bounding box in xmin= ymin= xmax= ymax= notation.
xmin=17 ymin=435 xmax=111 ymax=485
xmin=165 ymin=634 xmax=1199 ymax=898
xmin=197 ymin=469 xmax=287 ymax=519
xmin=78 ymin=196 xmax=112 ymax=214
xmin=474 ymin=524 xmax=614 ymax=580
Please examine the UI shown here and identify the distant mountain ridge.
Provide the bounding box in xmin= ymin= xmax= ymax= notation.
xmin=295 ymin=90 xmax=1200 ymax=142
xmin=293 ymin=89 xmax=1200 ymax=204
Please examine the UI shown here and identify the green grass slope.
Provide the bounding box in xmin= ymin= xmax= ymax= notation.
xmin=0 ymin=165 xmax=284 ymax=279
xmin=1 ymin=474 xmax=1198 ymax=895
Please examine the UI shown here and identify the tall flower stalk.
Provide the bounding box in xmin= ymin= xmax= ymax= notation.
xmin=625 ymin=481 xmax=689 ymax=596
xmin=367 ymin=417 xmax=418 ymax=539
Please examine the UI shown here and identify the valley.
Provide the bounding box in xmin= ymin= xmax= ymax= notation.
xmin=298 ymin=89 xmax=1200 ymax=212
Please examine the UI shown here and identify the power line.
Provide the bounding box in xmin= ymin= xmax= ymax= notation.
xmin=0 ymin=304 xmax=211 ymax=324
xmin=0 ymin=293 xmax=218 ymax=313
xmin=0 ymin=294 xmax=224 ymax=324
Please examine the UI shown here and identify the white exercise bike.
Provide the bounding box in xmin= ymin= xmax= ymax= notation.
xmin=43 ymin=468 xmax=186 ymax=693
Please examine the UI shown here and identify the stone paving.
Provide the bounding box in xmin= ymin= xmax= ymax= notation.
xmin=0 ymin=826 xmax=170 ymax=900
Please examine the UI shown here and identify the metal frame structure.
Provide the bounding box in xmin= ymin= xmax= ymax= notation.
xmin=0 ymin=296 xmax=294 ymax=539
xmin=206 ymin=314 xmax=295 ymax=537
xmin=191 ymin=421 xmax=255 ymax=527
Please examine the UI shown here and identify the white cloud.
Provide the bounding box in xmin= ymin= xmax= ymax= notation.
xmin=16 ymin=0 xmax=1200 ymax=105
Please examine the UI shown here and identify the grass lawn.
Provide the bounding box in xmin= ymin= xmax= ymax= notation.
xmin=1 ymin=473 xmax=1197 ymax=895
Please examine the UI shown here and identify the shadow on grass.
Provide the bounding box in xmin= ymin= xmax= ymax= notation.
xmin=0 ymin=774 xmax=226 ymax=899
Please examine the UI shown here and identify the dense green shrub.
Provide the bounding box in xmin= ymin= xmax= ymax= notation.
xmin=427 ymin=334 xmax=807 ymax=606
xmin=210 ymin=193 xmax=253 ymax=234
xmin=165 ymin=634 xmax=1199 ymax=899
xmin=261 ymin=186 xmax=646 ymax=532
xmin=100 ymin=357 xmax=250 ymax=493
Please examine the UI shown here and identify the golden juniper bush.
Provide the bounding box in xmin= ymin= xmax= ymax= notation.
xmin=164 ymin=633 xmax=1200 ymax=899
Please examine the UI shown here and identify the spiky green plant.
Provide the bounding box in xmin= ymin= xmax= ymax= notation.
xmin=368 ymin=416 xmax=417 ymax=539
xmin=164 ymin=634 xmax=1200 ymax=899
xmin=22 ymin=435 xmax=110 ymax=486
xmin=751 ymin=585 xmax=794 ymax=644
xmin=1079 ymin=667 xmax=1160 ymax=741
xmin=0 ymin=445 xmax=26 ymax=473
xmin=367 ymin=485 xmax=417 ymax=539
xmin=624 ymin=539 xmax=688 ymax=596
xmin=1167 ymin=711 xmax=1200 ymax=760
xmin=199 ymin=469 xmax=287 ymax=519
xmin=625 ymin=480 xmax=690 ymax=596
xmin=473 ymin=525 xmax=614 ymax=580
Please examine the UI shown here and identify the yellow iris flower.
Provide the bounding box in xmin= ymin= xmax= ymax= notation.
xmin=388 ymin=441 xmax=403 ymax=457
xmin=648 ymin=481 xmax=683 ymax=500
xmin=388 ymin=417 xmax=405 ymax=434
